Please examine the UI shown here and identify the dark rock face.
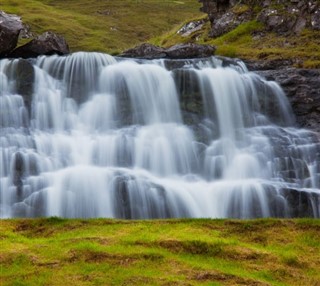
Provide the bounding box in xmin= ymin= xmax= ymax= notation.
xmin=311 ymin=8 xmax=320 ymax=30
xmin=210 ymin=10 xmax=251 ymax=37
xmin=15 ymin=59 xmax=35 ymax=109
xmin=9 ymin=31 xmax=69 ymax=58
xmin=0 ymin=11 xmax=23 ymax=57
xmin=120 ymin=43 xmax=166 ymax=59
xmin=166 ymin=44 xmax=215 ymax=59
xmin=120 ymin=43 xmax=215 ymax=59
xmin=246 ymin=60 xmax=320 ymax=133
xmin=199 ymin=0 xmax=320 ymax=37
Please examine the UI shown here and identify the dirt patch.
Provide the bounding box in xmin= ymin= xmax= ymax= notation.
xmin=191 ymin=270 xmax=270 ymax=285
xmin=67 ymin=249 xmax=164 ymax=265
xmin=67 ymin=236 xmax=110 ymax=245
xmin=223 ymin=246 xmax=267 ymax=261
xmin=67 ymin=249 xmax=136 ymax=265
xmin=158 ymin=239 xmax=223 ymax=256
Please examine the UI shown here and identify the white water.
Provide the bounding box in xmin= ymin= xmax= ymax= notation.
xmin=0 ymin=52 xmax=319 ymax=218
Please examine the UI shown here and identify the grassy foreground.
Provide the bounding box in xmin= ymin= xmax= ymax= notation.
xmin=1 ymin=218 xmax=320 ymax=285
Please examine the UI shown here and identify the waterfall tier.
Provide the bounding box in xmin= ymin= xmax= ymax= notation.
xmin=1 ymin=52 xmax=319 ymax=218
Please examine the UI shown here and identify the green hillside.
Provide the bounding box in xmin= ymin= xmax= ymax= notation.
xmin=1 ymin=0 xmax=202 ymax=54
xmin=2 ymin=0 xmax=319 ymax=67
xmin=1 ymin=218 xmax=320 ymax=285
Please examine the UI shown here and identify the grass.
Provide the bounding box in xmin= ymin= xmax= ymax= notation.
xmin=1 ymin=218 xmax=320 ymax=285
xmin=2 ymin=0 xmax=319 ymax=66
xmin=150 ymin=15 xmax=320 ymax=68
xmin=1 ymin=0 xmax=202 ymax=54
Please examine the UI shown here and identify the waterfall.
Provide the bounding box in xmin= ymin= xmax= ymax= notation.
xmin=0 ymin=52 xmax=319 ymax=218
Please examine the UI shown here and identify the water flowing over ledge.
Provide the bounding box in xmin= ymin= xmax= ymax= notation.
xmin=0 ymin=52 xmax=319 ymax=218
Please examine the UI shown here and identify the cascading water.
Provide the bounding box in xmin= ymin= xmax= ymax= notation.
xmin=1 ymin=52 xmax=319 ymax=218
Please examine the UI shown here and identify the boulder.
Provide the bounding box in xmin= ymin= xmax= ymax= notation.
xmin=0 ymin=11 xmax=23 ymax=57
xmin=177 ymin=20 xmax=206 ymax=37
xmin=119 ymin=43 xmax=166 ymax=59
xmin=210 ymin=11 xmax=239 ymax=37
xmin=120 ymin=43 xmax=215 ymax=59
xmin=9 ymin=31 xmax=69 ymax=58
xmin=165 ymin=43 xmax=215 ymax=59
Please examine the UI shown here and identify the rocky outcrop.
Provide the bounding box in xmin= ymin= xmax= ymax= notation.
xmin=9 ymin=31 xmax=69 ymax=58
xmin=120 ymin=43 xmax=215 ymax=59
xmin=199 ymin=0 xmax=320 ymax=37
xmin=120 ymin=43 xmax=166 ymax=59
xmin=245 ymin=60 xmax=320 ymax=133
xmin=0 ymin=10 xmax=70 ymax=59
xmin=0 ymin=11 xmax=24 ymax=57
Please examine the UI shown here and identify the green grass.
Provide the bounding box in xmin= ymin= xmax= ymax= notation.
xmin=1 ymin=218 xmax=320 ymax=285
xmin=2 ymin=0 xmax=202 ymax=54
xmin=2 ymin=0 xmax=319 ymax=66
xmin=151 ymin=15 xmax=320 ymax=68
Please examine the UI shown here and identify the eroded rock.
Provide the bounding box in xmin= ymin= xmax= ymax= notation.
xmin=0 ymin=11 xmax=23 ymax=57
xmin=120 ymin=43 xmax=215 ymax=59
xmin=9 ymin=31 xmax=69 ymax=58
xmin=251 ymin=64 xmax=320 ymax=132
xmin=166 ymin=43 xmax=215 ymax=59
xmin=119 ymin=43 xmax=166 ymax=59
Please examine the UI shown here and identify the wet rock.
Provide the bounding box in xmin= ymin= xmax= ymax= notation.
xmin=252 ymin=65 xmax=320 ymax=132
xmin=281 ymin=188 xmax=320 ymax=217
xmin=15 ymin=59 xmax=35 ymax=109
xmin=0 ymin=11 xmax=23 ymax=57
xmin=9 ymin=31 xmax=69 ymax=58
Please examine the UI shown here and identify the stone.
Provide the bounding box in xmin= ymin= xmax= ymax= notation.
xmin=293 ymin=17 xmax=306 ymax=34
xmin=119 ymin=43 xmax=166 ymax=59
xmin=311 ymin=9 xmax=320 ymax=30
xmin=251 ymin=64 xmax=320 ymax=133
xmin=0 ymin=11 xmax=23 ymax=57
xmin=177 ymin=20 xmax=206 ymax=37
xmin=120 ymin=43 xmax=215 ymax=59
xmin=165 ymin=43 xmax=215 ymax=59
xmin=9 ymin=31 xmax=69 ymax=58
xmin=15 ymin=59 xmax=35 ymax=109
xmin=210 ymin=12 xmax=239 ymax=37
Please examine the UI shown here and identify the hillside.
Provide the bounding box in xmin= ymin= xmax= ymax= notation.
xmin=1 ymin=218 xmax=320 ymax=285
xmin=151 ymin=0 xmax=320 ymax=68
xmin=1 ymin=0 xmax=202 ymax=54
xmin=2 ymin=0 xmax=320 ymax=67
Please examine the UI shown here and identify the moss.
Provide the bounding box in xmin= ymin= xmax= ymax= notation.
xmin=1 ymin=219 xmax=320 ymax=285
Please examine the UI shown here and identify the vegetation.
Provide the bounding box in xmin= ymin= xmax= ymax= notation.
xmin=151 ymin=18 xmax=320 ymax=68
xmin=1 ymin=3 xmax=320 ymax=284
xmin=1 ymin=218 xmax=320 ymax=285
xmin=2 ymin=0 xmax=319 ymax=66
xmin=1 ymin=0 xmax=202 ymax=54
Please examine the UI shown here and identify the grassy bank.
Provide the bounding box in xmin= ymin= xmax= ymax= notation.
xmin=2 ymin=0 xmax=319 ymax=66
xmin=151 ymin=18 xmax=320 ymax=68
xmin=1 ymin=218 xmax=320 ymax=285
xmin=1 ymin=0 xmax=202 ymax=54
